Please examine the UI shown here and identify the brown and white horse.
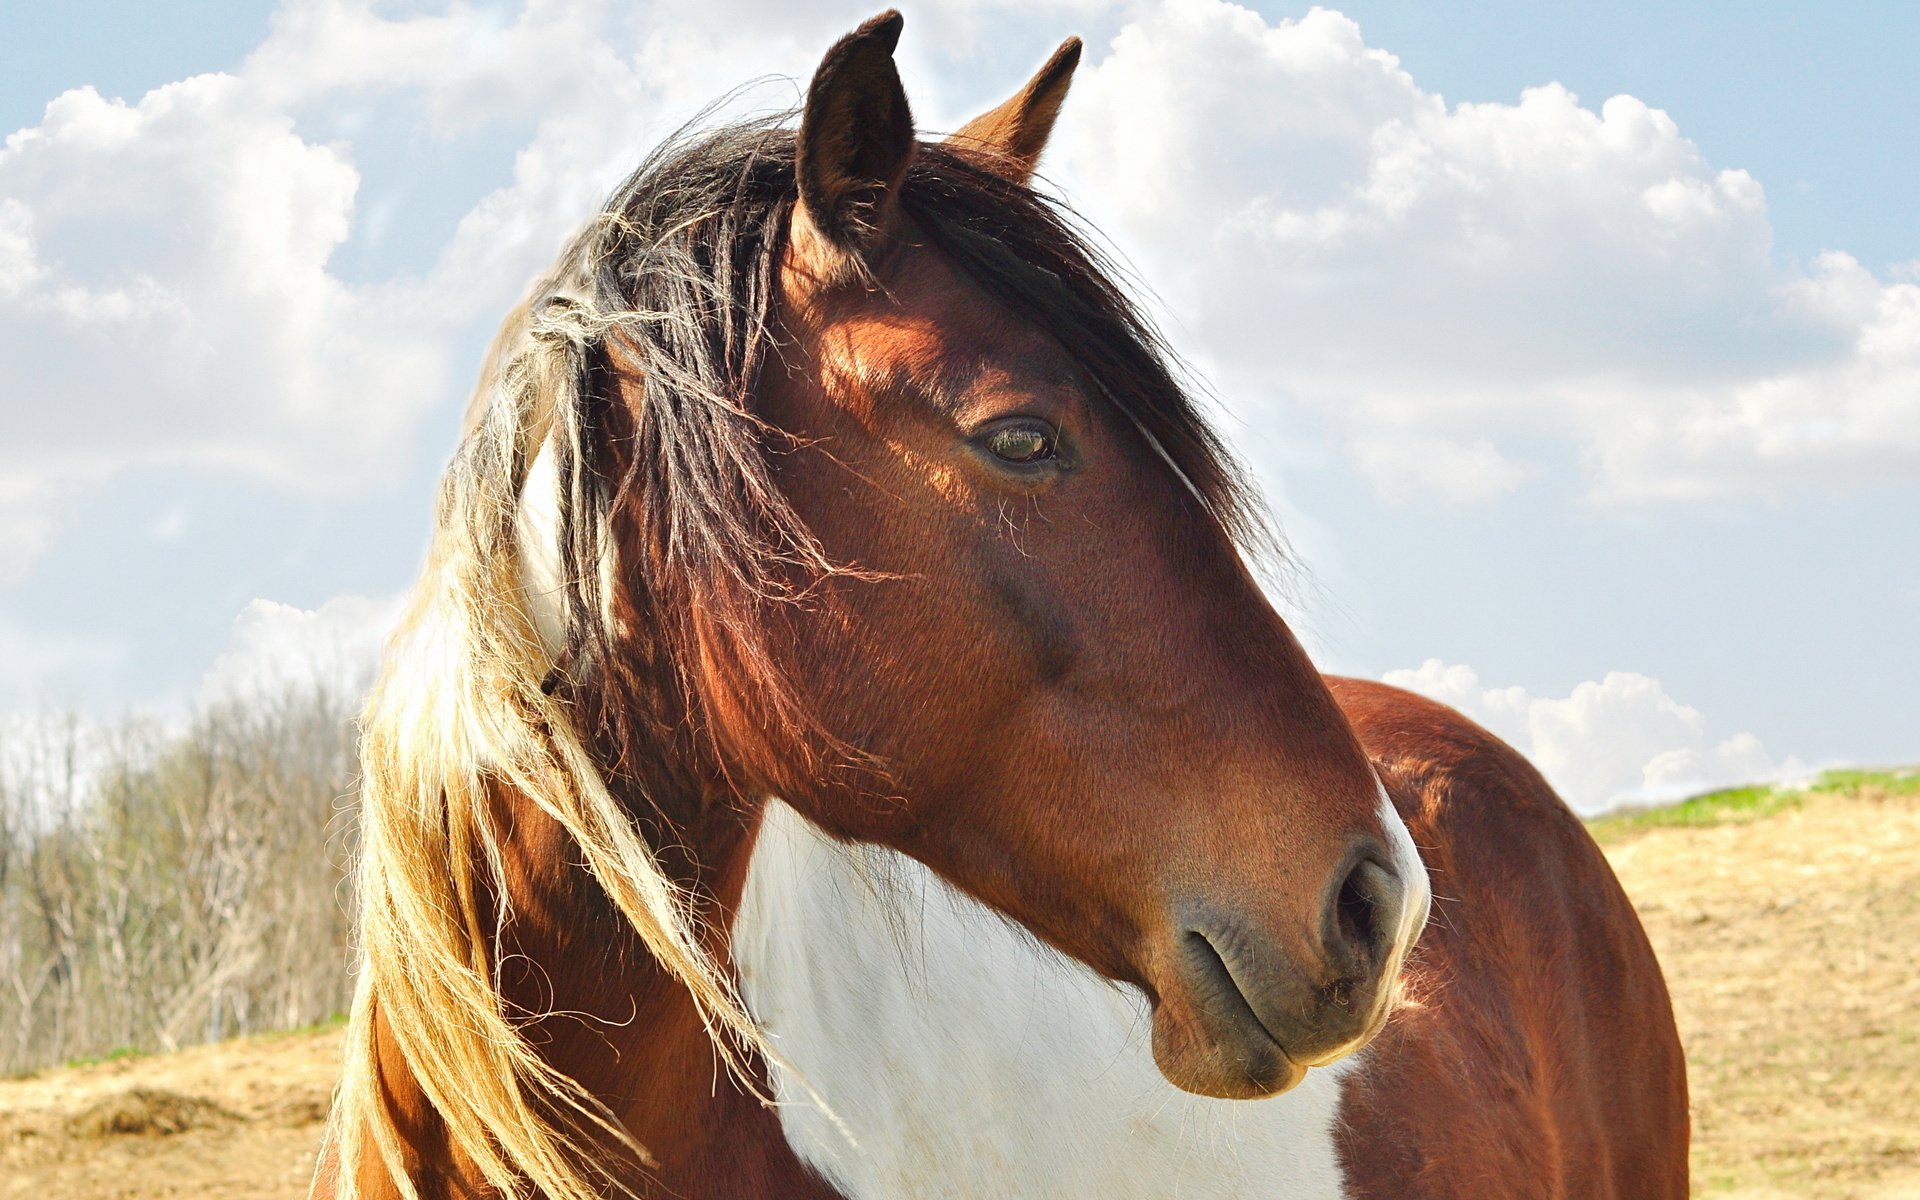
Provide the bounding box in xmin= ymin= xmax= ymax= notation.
xmin=316 ymin=12 xmax=1687 ymax=1200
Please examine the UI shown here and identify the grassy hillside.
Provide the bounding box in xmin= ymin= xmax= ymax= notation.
xmin=1589 ymin=767 xmax=1920 ymax=843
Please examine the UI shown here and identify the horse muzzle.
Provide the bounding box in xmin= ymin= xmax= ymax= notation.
xmin=1149 ymin=841 xmax=1415 ymax=1100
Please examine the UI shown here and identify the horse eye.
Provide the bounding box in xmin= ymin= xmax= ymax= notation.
xmin=985 ymin=424 xmax=1057 ymax=464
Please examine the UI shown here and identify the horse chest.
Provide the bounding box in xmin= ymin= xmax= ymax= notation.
xmin=734 ymin=801 xmax=1359 ymax=1200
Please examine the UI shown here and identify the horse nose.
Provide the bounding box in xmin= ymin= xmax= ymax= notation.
xmin=1177 ymin=843 xmax=1409 ymax=1073
xmin=1283 ymin=844 xmax=1407 ymax=1062
xmin=1325 ymin=849 xmax=1406 ymax=989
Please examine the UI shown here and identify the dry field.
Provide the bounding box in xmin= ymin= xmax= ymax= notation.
xmin=1599 ymin=776 xmax=1920 ymax=1199
xmin=3 ymin=777 xmax=1915 ymax=1199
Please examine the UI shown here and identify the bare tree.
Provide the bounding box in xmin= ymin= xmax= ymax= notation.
xmin=0 ymin=685 xmax=359 ymax=1073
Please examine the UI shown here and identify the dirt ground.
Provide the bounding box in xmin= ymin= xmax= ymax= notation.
xmin=1604 ymin=783 xmax=1920 ymax=1199
xmin=0 ymin=1020 xmax=341 ymax=1198
xmin=3 ymin=785 xmax=1915 ymax=1199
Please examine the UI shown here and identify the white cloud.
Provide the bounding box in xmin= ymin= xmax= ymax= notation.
xmin=0 ymin=0 xmax=1106 ymax=583
xmin=199 ymin=592 xmax=402 ymax=703
xmin=1382 ymin=658 xmax=1805 ymax=815
xmin=1350 ymin=433 xmax=1528 ymax=503
xmin=0 ymin=590 xmax=397 ymax=722
xmin=1060 ymin=0 xmax=1920 ymax=503
xmin=0 ymin=2 xmax=681 ymax=584
xmin=0 ymin=72 xmax=438 ymax=580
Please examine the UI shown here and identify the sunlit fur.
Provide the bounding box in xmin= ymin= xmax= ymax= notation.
xmin=331 ymin=118 xmax=1273 ymax=1200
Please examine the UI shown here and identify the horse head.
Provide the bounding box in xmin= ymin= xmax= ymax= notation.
xmin=577 ymin=11 xmax=1431 ymax=1101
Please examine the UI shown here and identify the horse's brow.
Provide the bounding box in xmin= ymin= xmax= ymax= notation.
xmin=912 ymin=358 xmax=1060 ymax=418
xmin=849 ymin=342 xmax=977 ymax=415
xmin=937 ymin=318 xmax=1081 ymax=386
xmin=847 ymin=309 xmax=1077 ymax=416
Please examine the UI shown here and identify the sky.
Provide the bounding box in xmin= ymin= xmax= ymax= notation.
xmin=0 ymin=0 xmax=1915 ymax=814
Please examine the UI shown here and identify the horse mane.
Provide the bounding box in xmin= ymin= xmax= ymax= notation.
xmin=331 ymin=115 xmax=1268 ymax=1200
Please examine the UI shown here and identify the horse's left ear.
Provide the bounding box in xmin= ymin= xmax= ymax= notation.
xmin=946 ymin=37 xmax=1082 ymax=184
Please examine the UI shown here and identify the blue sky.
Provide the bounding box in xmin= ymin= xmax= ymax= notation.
xmin=2 ymin=0 xmax=1915 ymax=812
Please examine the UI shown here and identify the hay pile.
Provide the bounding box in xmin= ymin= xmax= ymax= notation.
xmin=64 ymin=1087 xmax=242 ymax=1137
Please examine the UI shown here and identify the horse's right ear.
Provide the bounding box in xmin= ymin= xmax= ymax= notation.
xmin=792 ymin=10 xmax=915 ymax=285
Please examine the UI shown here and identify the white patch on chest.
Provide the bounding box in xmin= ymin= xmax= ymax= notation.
xmin=734 ymin=801 xmax=1358 ymax=1200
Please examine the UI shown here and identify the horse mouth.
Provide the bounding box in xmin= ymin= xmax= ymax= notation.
xmin=1148 ymin=872 xmax=1413 ymax=1101
xmin=1149 ymin=929 xmax=1307 ymax=1100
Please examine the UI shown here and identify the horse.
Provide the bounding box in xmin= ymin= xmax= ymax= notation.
xmin=313 ymin=12 xmax=1687 ymax=1199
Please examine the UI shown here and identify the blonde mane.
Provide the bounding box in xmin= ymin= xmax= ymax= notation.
xmin=330 ymin=264 xmax=775 ymax=1200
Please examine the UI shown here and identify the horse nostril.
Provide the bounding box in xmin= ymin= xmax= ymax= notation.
xmin=1330 ymin=856 xmax=1403 ymax=975
xmin=1335 ymin=869 xmax=1377 ymax=957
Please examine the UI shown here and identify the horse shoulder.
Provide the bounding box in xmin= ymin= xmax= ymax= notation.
xmin=1323 ymin=677 xmax=1689 ymax=1200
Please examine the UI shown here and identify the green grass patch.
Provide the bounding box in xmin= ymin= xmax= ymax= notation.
xmin=260 ymin=1011 xmax=348 ymax=1041
xmin=1806 ymin=767 xmax=1920 ymax=798
xmin=1588 ymin=785 xmax=1802 ymax=843
xmin=62 ymin=1045 xmax=147 ymax=1070
xmin=1587 ymin=766 xmax=1918 ymax=844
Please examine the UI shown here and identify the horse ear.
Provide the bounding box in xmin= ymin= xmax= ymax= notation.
xmin=793 ymin=10 xmax=915 ymax=278
xmin=946 ymin=37 xmax=1082 ymax=184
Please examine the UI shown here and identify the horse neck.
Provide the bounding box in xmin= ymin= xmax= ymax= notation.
xmin=361 ymin=781 xmax=836 ymax=1199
